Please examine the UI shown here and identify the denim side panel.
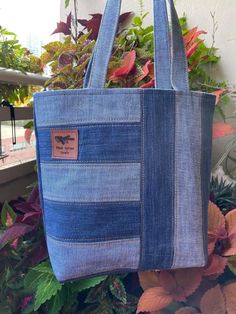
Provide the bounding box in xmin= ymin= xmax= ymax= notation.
xmin=140 ymin=90 xmax=175 ymax=270
xmin=43 ymin=199 xmax=141 ymax=241
xmin=172 ymin=92 xmax=209 ymax=268
xmin=40 ymin=163 xmax=140 ymax=202
xmin=46 ymin=236 xmax=140 ymax=282
xmin=37 ymin=124 xmax=141 ymax=162
xmin=34 ymin=92 xmax=141 ymax=127
xmin=201 ymin=94 xmax=215 ymax=262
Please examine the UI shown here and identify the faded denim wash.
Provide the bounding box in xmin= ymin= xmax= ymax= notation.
xmin=34 ymin=0 xmax=215 ymax=282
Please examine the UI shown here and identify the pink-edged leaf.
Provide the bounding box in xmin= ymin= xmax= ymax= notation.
xmin=203 ymin=254 xmax=227 ymax=277
xmin=137 ymin=287 xmax=173 ymax=313
xmin=186 ymin=40 xmax=203 ymax=59
xmin=225 ymin=208 xmax=236 ymax=236
xmin=58 ymin=53 xmax=73 ymax=67
xmin=211 ymin=90 xmax=227 ymax=105
xmin=21 ymin=211 xmax=41 ymax=223
xmin=0 ymin=223 xmax=34 ymax=249
xmin=24 ymin=129 xmax=33 ymax=144
xmin=223 ymin=282 xmax=236 ymax=314
xmin=175 ymin=307 xmax=199 ymax=314
xmin=140 ymin=78 xmax=155 ymax=88
xmin=135 ymin=60 xmax=151 ymax=83
xmin=200 ymin=285 xmax=226 ymax=314
xmin=213 ymin=122 xmax=235 ymax=139
xmin=110 ymin=50 xmax=136 ymax=80
xmin=138 ymin=271 xmax=160 ymax=290
xmin=208 ymin=201 xmax=226 ymax=238
xmin=223 ymin=233 xmax=236 ymax=256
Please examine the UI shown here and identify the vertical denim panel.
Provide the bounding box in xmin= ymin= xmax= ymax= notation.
xmin=173 ymin=92 xmax=206 ymax=268
xmin=46 ymin=236 xmax=140 ymax=282
xmin=201 ymin=94 xmax=215 ymax=261
xmin=40 ymin=163 xmax=141 ymax=202
xmin=140 ymin=90 xmax=175 ymax=270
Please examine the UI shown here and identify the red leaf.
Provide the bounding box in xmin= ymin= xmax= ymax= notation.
xmin=211 ymin=90 xmax=226 ymax=105
xmin=200 ymin=284 xmax=226 ymax=314
xmin=203 ymin=254 xmax=227 ymax=277
xmin=78 ymin=14 xmax=102 ymax=40
xmin=186 ymin=40 xmax=203 ymax=59
xmin=30 ymin=242 xmax=48 ymax=266
xmin=0 ymin=223 xmax=34 ymax=249
xmin=184 ymin=27 xmax=206 ymax=51
xmin=137 ymin=287 xmax=173 ymax=313
xmin=140 ymin=78 xmax=155 ymax=88
xmin=213 ymin=122 xmax=235 ymax=139
xmin=110 ymin=50 xmax=136 ymax=80
xmin=52 ymin=13 xmax=71 ymax=36
xmin=24 ymin=129 xmax=33 ymax=144
xmin=20 ymin=295 xmax=33 ymax=310
xmin=135 ymin=60 xmax=151 ymax=83
xmin=208 ymin=201 xmax=226 ymax=238
xmin=27 ymin=187 xmax=40 ymax=204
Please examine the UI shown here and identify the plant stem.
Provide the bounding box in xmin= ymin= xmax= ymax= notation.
xmin=74 ymin=0 xmax=78 ymax=40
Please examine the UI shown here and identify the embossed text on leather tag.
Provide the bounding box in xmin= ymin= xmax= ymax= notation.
xmin=51 ymin=129 xmax=78 ymax=160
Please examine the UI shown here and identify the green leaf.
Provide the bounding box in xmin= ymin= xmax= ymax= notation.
xmin=70 ymin=275 xmax=107 ymax=294
xmin=65 ymin=0 xmax=70 ymax=8
xmin=0 ymin=302 xmax=12 ymax=314
xmin=24 ymin=121 xmax=34 ymax=129
xmin=1 ymin=201 xmax=16 ymax=227
xmin=46 ymin=287 xmax=67 ymax=314
xmin=24 ymin=261 xmax=62 ymax=311
xmin=133 ymin=16 xmax=142 ymax=27
xmin=109 ymin=277 xmax=127 ymax=304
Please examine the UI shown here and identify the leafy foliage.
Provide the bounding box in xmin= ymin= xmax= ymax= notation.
xmin=0 ymin=26 xmax=42 ymax=105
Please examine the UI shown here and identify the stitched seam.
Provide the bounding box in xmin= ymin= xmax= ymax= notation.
xmin=47 ymin=235 xmax=140 ymax=246
xmin=46 ymin=234 xmax=140 ymax=242
xmin=172 ymin=92 xmax=177 ymax=268
xmin=37 ymin=123 xmax=141 ymax=130
xmin=41 ymin=160 xmax=141 ymax=164
xmin=43 ymin=196 xmax=141 ymax=202
xmin=41 ymin=163 xmax=141 ymax=168
xmin=43 ymin=198 xmax=141 ymax=205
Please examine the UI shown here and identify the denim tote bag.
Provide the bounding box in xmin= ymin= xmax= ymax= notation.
xmin=34 ymin=0 xmax=215 ymax=282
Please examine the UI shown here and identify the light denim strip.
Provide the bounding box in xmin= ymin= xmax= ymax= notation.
xmin=41 ymin=163 xmax=141 ymax=202
xmin=172 ymin=93 xmax=205 ymax=268
xmin=47 ymin=236 xmax=140 ymax=281
xmin=34 ymin=92 xmax=141 ymax=127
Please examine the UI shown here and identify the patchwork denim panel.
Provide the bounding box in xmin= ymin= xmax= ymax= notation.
xmin=172 ymin=92 xmax=205 ymax=268
xmin=201 ymin=94 xmax=215 ymax=261
xmin=140 ymin=90 xmax=175 ymax=270
xmin=40 ymin=162 xmax=141 ymax=202
xmin=44 ymin=199 xmax=141 ymax=241
xmin=34 ymin=90 xmax=141 ymax=127
xmin=37 ymin=124 xmax=141 ymax=162
xmin=46 ymin=236 xmax=140 ymax=282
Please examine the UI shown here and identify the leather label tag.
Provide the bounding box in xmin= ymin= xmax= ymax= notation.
xmin=51 ymin=129 xmax=78 ymax=160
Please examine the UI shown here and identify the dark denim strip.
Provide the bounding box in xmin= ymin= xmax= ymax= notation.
xmin=37 ymin=125 xmax=141 ymax=162
xmin=43 ymin=199 xmax=141 ymax=241
xmin=201 ymin=94 xmax=215 ymax=262
xmin=140 ymin=90 xmax=175 ymax=269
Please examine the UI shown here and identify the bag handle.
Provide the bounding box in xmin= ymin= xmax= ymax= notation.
xmin=84 ymin=0 xmax=189 ymax=91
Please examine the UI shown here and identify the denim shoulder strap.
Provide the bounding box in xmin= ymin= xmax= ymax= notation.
xmin=84 ymin=0 xmax=189 ymax=91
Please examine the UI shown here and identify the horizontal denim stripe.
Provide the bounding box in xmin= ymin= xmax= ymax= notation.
xmin=47 ymin=236 xmax=140 ymax=282
xmin=37 ymin=124 xmax=141 ymax=162
xmin=34 ymin=91 xmax=141 ymax=127
xmin=44 ymin=199 xmax=141 ymax=241
xmin=40 ymin=163 xmax=141 ymax=202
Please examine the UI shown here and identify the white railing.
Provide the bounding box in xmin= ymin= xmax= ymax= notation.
xmin=0 ymin=67 xmax=49 ymax=200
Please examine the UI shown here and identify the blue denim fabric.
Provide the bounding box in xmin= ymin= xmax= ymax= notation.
xmin=44 ymin=200 xmax=141 ymax=241
xmin=37 ymin=124 xmax=141 ymax=162
xmin=34 ymin=0 xmax=216 ymax=282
